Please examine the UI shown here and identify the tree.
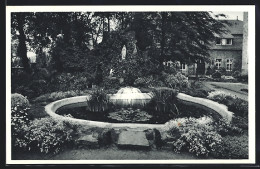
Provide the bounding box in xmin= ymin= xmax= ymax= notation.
xmin=11 ymin=11 xmax=227 ymax=80
xmin=120 ymin=12 xmax=227 ymax=68
xmin=11 ymin=13 xmax=32 ymax=73
xmin=160 ymin=12 xmax=227 ymax=65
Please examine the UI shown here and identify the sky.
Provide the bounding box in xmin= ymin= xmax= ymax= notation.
xmin=212 ymin=11 xmax=244 ymax=21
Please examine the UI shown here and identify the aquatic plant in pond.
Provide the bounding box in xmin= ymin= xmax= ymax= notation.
xmin=86 ymin=88 xmax=111 ymax=112
xmin=107 ymin=108 xmax=153 ymax=122
xmin=148 ymin=89 xmax=179 ymax=117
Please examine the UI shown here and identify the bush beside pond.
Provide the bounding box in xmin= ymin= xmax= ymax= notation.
xmin=12 ymin=117 xmax=78 ymax=154
xmin=212 ymin=134 xmax=248 ymax=159
xmin=11 ymin=93 xmax=30 ymax=108
xmin=207 ymin=91 xmax=248 ymax=118
xmin=165 ymin=116 xmax=222 ymax=157
xmin=11 ymin=93 xmax=31 ymax=149
xmin=181 ymin=81 xmax=212 ymax=98
xmin=164 ymin=115 xmax=247 ymax=158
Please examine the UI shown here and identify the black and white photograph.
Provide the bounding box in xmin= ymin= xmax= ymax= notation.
xmin=6 ymin=5 xmax=256 ymax=164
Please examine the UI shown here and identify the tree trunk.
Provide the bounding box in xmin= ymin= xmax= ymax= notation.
xmin=102 ymin=16 xmax=105 ymax=34
xmin=160 ymin=12 xmax=167 ymax=68
xmin=17 ymin=14 xmax=31 ymax=73
xmin=107 ymin=13 xmax=110 ymax=33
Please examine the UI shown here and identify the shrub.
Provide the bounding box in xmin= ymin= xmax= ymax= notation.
xmin=148 ymin=88 xmax=179 ymax=116
xmin=134 ymin=76 xmax=153 ymax=88
xmin=228 ymin=98 xmax=248 ymax=117
xmin=231 ymin=116 xmax=248 ymax=130
xmin=207 ymin=91 xmax=248 ymax=118
xmin=28 ymin=80 xmax=48 ymax=97
xmin=181 ymin=81 xmax=212 ymax=98
xmin=72 ymin=77 xmax=90 ymax=90
xmin=11 ymin=93 xmax=30 ymax=108
xmin=213 ymin=118 xmax=243 ymax=136
xmin=165 ymin=72 xmax=189 ymax=89
xmin=212 ymin=71 xmax=221 ymax=79
xmin=218 ymin=67 xmax=226 ymax=75
xmin=149 ymin=80 xmax=166 ymax=88
xmin=87 ymin=88 xmax=111 ymax=112
xmin=32 ymin=68 xmax=50 ymax=80
xmin=171 ymin=116 xmax=223 ymax=157
xmin=163 ymin=65 xmax=177 ymax=74
xmin=212 ymin=134 xmax=248 ymax=159
xmin=232 ymin=70 xmax=241 ymax=78
xmin=183 ymin=89 xmax=209 ymax=98
xmin=14 ymin=117 xmax=77 ymax=154
xmin=207 ymin=91 xmax=236 ymax=105
xmin=205 ymin=66 xmax=213 ymax=75
xmin=11 ymin=71 xmax=32 ymax=92
xmin=50 ymin=72 xmax=93 ymax=92
xmin=237 ymin=75 xmax=248 ymax=83
xmin=11 ymin=94 xmax=30 ymax=150
xmin=102 ymin=77 xmax=121 ymax=89
xmin=13 ymin=86 xmax=35 ymax=99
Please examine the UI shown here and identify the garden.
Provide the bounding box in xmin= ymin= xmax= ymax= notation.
xmin=10 ymin=12 xmax=249 ymax=160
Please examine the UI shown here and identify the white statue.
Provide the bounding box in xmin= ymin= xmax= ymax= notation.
xmin=121 ymin=45 xmax=126 ymax=60
xmin=109 ymin=69 xmax=114 ymax=76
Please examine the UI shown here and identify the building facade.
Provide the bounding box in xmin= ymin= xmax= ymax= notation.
xmin=174 ymin=16 xmax=248 ymax=77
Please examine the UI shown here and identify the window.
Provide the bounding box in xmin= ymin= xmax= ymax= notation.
xmin=216 ymin=38 xmax=233 ymax=45
xmin=226 ymin=59 xmax=233 ymax=71
xmin=226 ymin=39 xmax=232 ymax=45
xmin=216 ymin=38 xmax=221 ymax=45
xmin=180 ymin=63 xmax=186 ymax=70
xmin=215 ymin=59 xmax=222 ymax=69
xmin=221 ymin=39 xmax=227 ymax=45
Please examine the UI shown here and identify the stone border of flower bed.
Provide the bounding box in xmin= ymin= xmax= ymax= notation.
xmin=45 ymin=93 xmax=233 ymax=130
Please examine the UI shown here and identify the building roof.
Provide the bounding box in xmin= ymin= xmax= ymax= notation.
xmin=210 ymin=20 xmax=244 ymax=50
xmin=224 ymin=20 xmax=244 ymax=35
xmin=216 ymin=20 xmax=244 ymax=38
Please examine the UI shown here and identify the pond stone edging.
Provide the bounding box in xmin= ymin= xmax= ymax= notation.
xmin=44 ymin=93 xmax=233 ymax=130
xmin=176 ymin=93 xmax=233 ymax=122
xmin=44 ymin=95 xmax=165 ymax=130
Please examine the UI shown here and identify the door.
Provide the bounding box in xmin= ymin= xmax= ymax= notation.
xmin=197 ymin=60 xmax=205 ymax=75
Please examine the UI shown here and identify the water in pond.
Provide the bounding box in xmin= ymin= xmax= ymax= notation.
xmin=55 ymin=100 xmax=221 ymax=124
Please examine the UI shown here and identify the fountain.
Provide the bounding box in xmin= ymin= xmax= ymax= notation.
xmin=109 ymin=86 xmax=152 ymax=108
xmin=45 ymin=86 xmax=233 ymax=129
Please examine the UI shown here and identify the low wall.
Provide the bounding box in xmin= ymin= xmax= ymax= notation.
xmin=176 ymin=93 xmax=233 ymax=122
xmin=45 ymin=93 xmax=233 ymax=130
